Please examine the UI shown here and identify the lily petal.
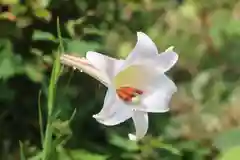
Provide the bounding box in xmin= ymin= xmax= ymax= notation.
xmin=93 ymin=102 xmax=132 ymax=126
xmin=128 ymin=110 xmax=148 ymax=141
xmin=93 ymin=86 xmax=116 ymax=118
xmin=86 ymin=51 xmax=124 ymax=80
xmin=154 ymin=47 xmax=178 ymax=72
xmin=123 ymin=32 xmax=158 ymax=68
xmin=140 ymin=74 xmax=177 ymax=113
xmin=93 ymin=86 xmax=132 ymax=126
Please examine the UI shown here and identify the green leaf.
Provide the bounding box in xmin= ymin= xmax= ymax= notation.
xmin=209 ymin=9 xmax=231 ymax=48
xmin=66 ymin=18 xmax=85 ymax=37
xmin=218 ymin=146 xmax=240 ymax=160
xmin=28 ymin=152 xmax=43 ymax=160
xmin=69 ymin=150 xmax=107 ymax=160
xmin=24 ymin=64 xmax=44 ymax=82
xmin=226 ymin=20 xmax=240 ymax=35
xmin=33 ymin=30 xmax=56 ymax=41
xmin=11 ymin=4 xmax=27 ymax=15
xmin=66 ymin=40 xmax=100 ymax=55
xmin=0 ymin=58 xmax=15 ymax=79
xmin=41 ymin=0 xmax=51 ymax=8
xmin=34 ymin=8 xmax=52 ymax=21
xmin=191 ymin=71 xmax=211 ymax=101
xmin=148 ymin=137 xmax=181 ymax=155
xmin=52 ymin=119 xmax=72 ymax=136
xmin=16 ymin=17 xmax=32 ymax=28
xmin=109 ymin=134 xmax=139 ymax=151
xmin=214 ymin=128 xmax=240 ymax=152
xmin=1 ymin=0 xmax=18 ymax=5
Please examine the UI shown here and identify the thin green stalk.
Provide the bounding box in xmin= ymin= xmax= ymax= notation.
xmin=38 ymin=90 xmax=44 ymax=147
xmin=42 ymin=17 xmax=63 ymax=160
xmin=57 ymin=17 xmax=64 ymax=54
xmin=42 ymin=123 xmax=53 ymax=160
xmin=19 ymin=141 xmax=26 ymax=160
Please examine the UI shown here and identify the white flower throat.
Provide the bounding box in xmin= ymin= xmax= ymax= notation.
xmin=114 ymin=66 xmax=145 ymax=104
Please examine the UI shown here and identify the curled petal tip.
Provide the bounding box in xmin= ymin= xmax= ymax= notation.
xmin=159 ymin=108 xmax=171 ymax=113
xmin=93 ymin=114 xmax=106 ymax=121
xmin=165 ymin=46 xmax=175 ymax=52
xmin=136 ymin=31 xmax=147 ymax=38
xmin=92 ymin=114 xmax=105 ymax=124
xmin=92 ymin=114 xmax=100 ymax=119
xmin=128 ymin=133 xmax=138 ymax=141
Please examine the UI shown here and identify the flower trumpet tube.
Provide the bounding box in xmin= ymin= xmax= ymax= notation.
xmin=60 ymin=54 xmax=109 ymax=86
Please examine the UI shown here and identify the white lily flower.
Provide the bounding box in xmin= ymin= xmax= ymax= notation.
xmin=60 ymin=32 xmax=178 ymax=141
xmin=85 ymin=32 xmax=178 ymax=141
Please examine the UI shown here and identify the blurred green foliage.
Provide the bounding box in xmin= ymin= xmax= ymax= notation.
xmin=1 ymin=0 xmax=240 ymax=159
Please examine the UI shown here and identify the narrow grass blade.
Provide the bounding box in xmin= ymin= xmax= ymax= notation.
xmin=57 ymin=17 xmax=64 ymax=54
xmin=19 ymin=141 xmax=26 ymax=160
xmin=38 ymin=90 xmax=44 ymax=148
